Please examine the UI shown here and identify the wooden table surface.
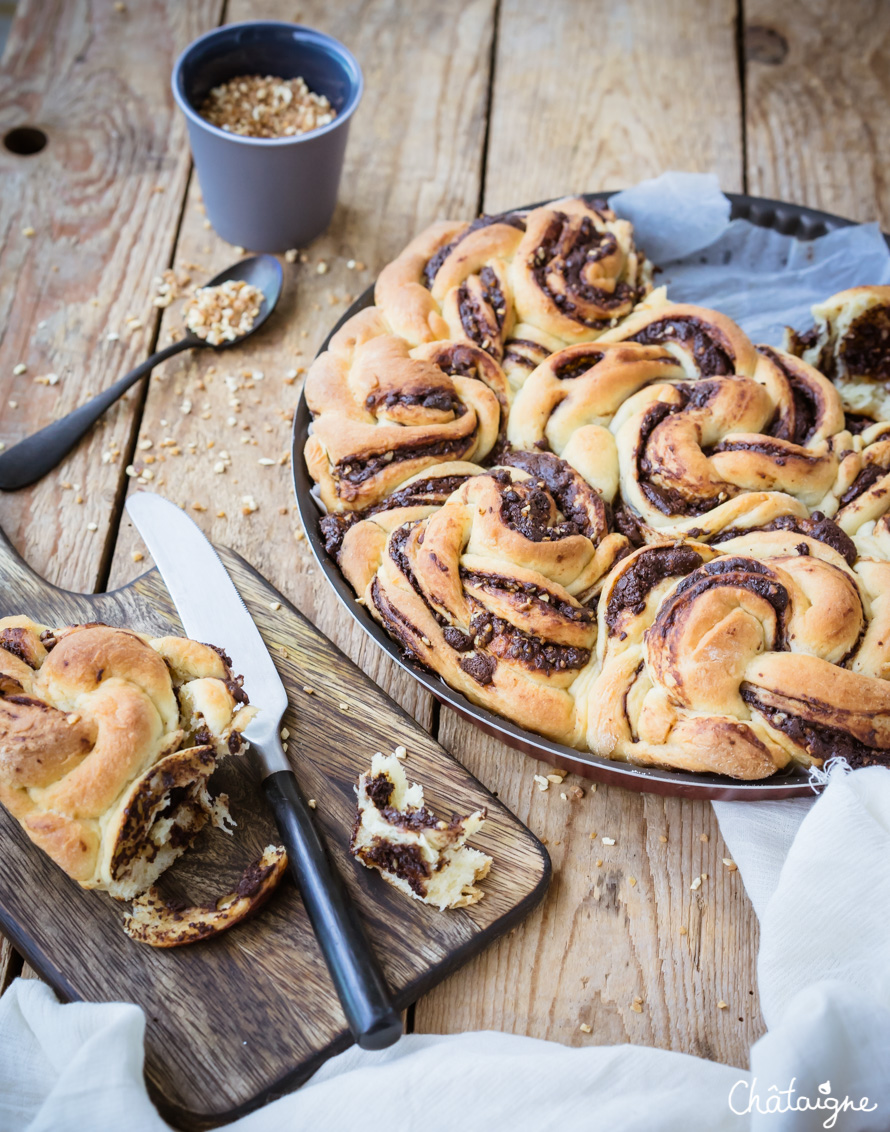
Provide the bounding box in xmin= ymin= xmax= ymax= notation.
xmin=1 ymin=0 xmax=889 ymax=1096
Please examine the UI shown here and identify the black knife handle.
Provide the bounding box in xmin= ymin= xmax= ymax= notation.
xmin=263 ymin=768 xmax=403 ymax=1050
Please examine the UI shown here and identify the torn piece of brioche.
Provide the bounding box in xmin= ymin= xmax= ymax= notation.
xmin=350 ymin=753 xmax=492 ymax=910
xmin=0 ymin=617 xmax=284 ymax=945
xmin=124 ymin=845 xmax=287 ymax=947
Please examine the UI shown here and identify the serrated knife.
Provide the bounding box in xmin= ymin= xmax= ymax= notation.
xmin=126 ymin=492 xmax=402 ymax=1051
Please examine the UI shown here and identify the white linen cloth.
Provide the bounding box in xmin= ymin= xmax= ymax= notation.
xmin=2 ymin=764 xmax=889 ymax=1132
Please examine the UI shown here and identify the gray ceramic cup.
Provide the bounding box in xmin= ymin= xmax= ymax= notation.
xmin=172 ymin=21 xmax=363 ymax=253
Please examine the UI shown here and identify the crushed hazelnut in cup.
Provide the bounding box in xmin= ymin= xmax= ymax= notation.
xmin=198 ymin=74 xmax=337 ymax=139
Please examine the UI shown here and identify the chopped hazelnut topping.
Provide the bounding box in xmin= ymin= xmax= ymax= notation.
xmin=199 ymin=74 xmax=337 ymax=139
xmin=185 ymin=279 xmax=263 ymax=346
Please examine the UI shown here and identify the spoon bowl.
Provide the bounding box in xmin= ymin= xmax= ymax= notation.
xmin=0 ymin=254 xmax=284 ymax=491
xmin=187 ymin=254 xmax=284 ymax=349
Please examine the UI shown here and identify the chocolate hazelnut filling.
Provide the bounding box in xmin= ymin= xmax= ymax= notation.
xmin=467 ymin=605 xmax=591 ymax=674
xmin=635 ymin=395 xmax=727 ymax=517
xmin=604 ymin=545 xmax=704 ymax=632
xmin=838 ymin=305 xmax=890 ymax=379
xmin=319 ymin=473 xmax=471 ymax=556
xmin=460 ymin=569 xmax=596 ymax=622
xmin=837 ymin=463 xmax=890 ymax=508
xmin=552 ymin=350 xmax=606 ymax=381
xmin=530 ymin=213 xmax=636 ymax=326
xmin=759 ymin=345 xmax=822 ymax=445
xmin=628 ymin=317 xmax=735 ymax=375
xmin=422 ymin=211 xmax=527 ymax=289
xmin=844 ymin=412 xmax=876 ymax=435
xmin=458 ymin=652 xmax=498 ymax=685
xmin=655 ymin=558 xmax=789 ymax=647
xmin=503 ymin=338 xmax=554 ymax=373
xmin=741 ymin=688 xmax=888 ymax=767
xmin=709 ymin=511 xmax=857 ymax=565
xmin=457 ymin=266 xmax=508 ymax=359
xmin=426 ymin=343 xmax=490 ymax=380
xmin=499 ymin=449 xmax=607 ymax=540
xmin=369 ymin=575 xmax=429 ymax=669
xmin=335 ymin=431 xmax=478 ymax=487
xmin=0 ymin=628 xmax=39 ymax=669
xmin=361 ymin=838 xmax=431 ymax=896
xmin=709 ymin=437 xmax=823 ymax=465
xmin=365 ymin=388 xmax=463 ymax=415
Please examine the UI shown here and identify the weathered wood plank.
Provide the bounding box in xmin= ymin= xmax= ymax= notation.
xmin=107 ymin=0 xmax=497 ymax=725
xmin=417 ymin=723 xmax=762 ymax=1056
xmin=0 ymin=0 xmax=224 ymax=592
xmin=413 ymin=0 xmax=762 ymax=1067
xmin=0 ymin=937 xmax=21 ymax=992
xmin=482 ymin=0 xmax=743 ymax=213
xmin=744 ymin=0 xmax=890 ymax=225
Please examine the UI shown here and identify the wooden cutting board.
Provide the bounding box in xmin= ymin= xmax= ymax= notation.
xmin=0 ymin=528 xmax=550 ymax=1129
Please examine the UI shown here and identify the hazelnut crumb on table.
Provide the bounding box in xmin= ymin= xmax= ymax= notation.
xmin=198 ymin=74 xmax=337 ymax=139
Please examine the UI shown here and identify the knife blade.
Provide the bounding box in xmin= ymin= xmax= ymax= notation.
xmin=126 ymin=492 xmax=402 ymax=1051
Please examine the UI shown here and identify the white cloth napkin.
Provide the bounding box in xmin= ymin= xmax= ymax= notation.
xmin=2 ymin=764 xmax=889 ymax=1132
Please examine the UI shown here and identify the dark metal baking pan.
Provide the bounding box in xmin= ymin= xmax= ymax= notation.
xmin=292 ymin=192 xmax=882 ymax=800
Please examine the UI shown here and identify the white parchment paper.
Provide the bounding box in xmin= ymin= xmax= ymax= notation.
xmin=610 ymin=171 xmax=890 ymax=345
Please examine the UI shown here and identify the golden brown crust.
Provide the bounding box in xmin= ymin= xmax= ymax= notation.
xmin=304 ymin=326 xmax=504 ymax=511
xmin=0 ymin=619 xmax=251 ymax=901
xmin=355 ymin=458 xmax=628 ymax=746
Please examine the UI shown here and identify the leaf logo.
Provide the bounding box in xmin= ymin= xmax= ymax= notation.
xmin=818 ymin=1081 xmax=831 ymax=1095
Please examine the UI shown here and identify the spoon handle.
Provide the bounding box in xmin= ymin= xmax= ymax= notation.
xmin=0 ymin=338 xmax=194 ymax=492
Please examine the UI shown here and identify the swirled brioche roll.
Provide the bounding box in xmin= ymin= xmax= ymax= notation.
xmin=0 ymin=619 xmax=282 ymax=938
xmin=508 ymin=198 xmax=653 ymax=342
xmin=786 ymin=285 xmax=890 ymax=420
xmin=585 ymin=537 xmax=890 ymax=778
xmin=613 ymin=354 xmax=856 ymax=539
xmin=374 ymin=198 xmax=652 ymax=361
xmin=345 ymin=455 xmax=628 ymax=746
xmin=304 ymin=310 xmax=508 ymax=511
xmin=319 ymin=460 xmax=486 ymax=560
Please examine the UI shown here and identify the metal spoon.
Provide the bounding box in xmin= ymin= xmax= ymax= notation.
xmin=0 ymin=255 xmax=284 ymax=491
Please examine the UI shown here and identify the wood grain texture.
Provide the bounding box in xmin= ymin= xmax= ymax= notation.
xmin=413 ymin=0 xmax=764 ymax=1065
xmin=0 ymin=530 xmax=548 ymax=1128
xmin=106 ymin=0 xmax=497 ymax=726
xmin=482 ymin=0 xmax=743 ymax=213
xmin=744 ymin=0 xmax=890 ymax=225
xmin=0 ymin=0 xmax=223 ymax=591
xmin=416 ymin=720 xmax=760 ymax=1056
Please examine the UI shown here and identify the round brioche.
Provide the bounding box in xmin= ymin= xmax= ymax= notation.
xmin=304 ymin=204 xmax=890 ymax=779
xmin=0 ymin=620 xmax=253 ymax=901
